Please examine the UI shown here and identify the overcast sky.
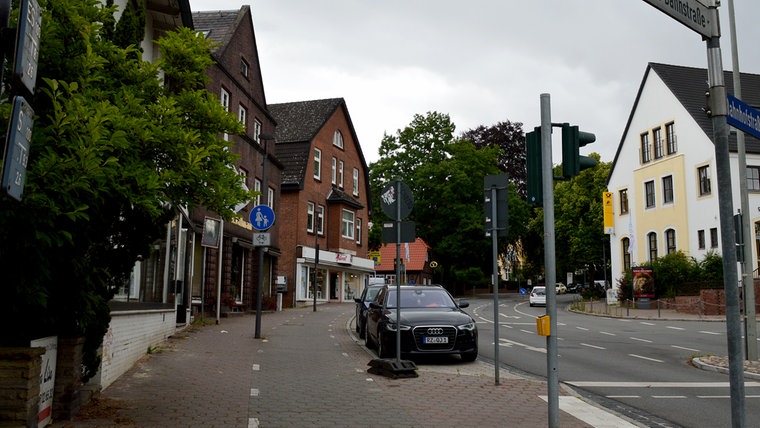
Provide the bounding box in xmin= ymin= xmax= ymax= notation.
xmin=190 ymin=1 xmax=760 ymax=165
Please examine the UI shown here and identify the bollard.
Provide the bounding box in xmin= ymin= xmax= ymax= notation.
xmin=657 ymin=299 xmax=661 ymax=318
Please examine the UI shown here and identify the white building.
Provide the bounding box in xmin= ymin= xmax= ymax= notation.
xmin=606 ymin=62 xmax=760 ymax=287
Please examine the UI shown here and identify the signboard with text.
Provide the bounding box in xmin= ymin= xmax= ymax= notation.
xmin=726 ymin=93 xmax=760 ymax=139
xmin=641 ymin=0 xmax=719 ymax=38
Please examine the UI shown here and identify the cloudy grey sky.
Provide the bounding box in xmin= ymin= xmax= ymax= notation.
xmin=191 ymin=1 xmax=760 ymax=165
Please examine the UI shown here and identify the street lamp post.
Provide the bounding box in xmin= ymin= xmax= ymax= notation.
xmin=255 ymin=134 xmax=272 ymax=339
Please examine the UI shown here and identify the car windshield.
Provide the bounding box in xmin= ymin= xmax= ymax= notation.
xmin=533 ymin=288 xmax=545 ymax=295
xmin=385 ymin=289 xmax=455 ymax=309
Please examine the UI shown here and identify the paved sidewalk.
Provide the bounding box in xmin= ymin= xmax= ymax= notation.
xmin=54 ymin=303 xmax=640 ymax=428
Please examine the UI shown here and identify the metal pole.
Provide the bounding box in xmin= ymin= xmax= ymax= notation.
xmin=255 ymin=144 xmax=268 ymax=338
xmin=540 ymin=93 xmax=559 ymax=428
xmin=706 ymin=34 xmax=745 ymax=427
xmin=216 ymin=220 xmax=224 ymax=324
xmin=727 ymin=0 xmax=758 ymax=361
xmin=395 ymin=181 xmax=402 ymax=363
xmin=313 ymin=242 xmax=319 ymax=312
xmin=491 ymin=186 xmax=500 ymax=385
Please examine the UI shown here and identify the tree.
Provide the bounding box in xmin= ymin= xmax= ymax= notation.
xmin=0 ymin=0 xmax=250 ymax=380
xmin=461 ymin=120 xmax=527 ymax=197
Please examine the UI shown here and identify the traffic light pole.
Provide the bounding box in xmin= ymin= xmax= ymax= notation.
xmin=540 ymin=94 xmax=559 ymax=428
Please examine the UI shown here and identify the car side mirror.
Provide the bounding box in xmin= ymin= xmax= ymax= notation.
xmin=354 ymin=297 xmax=362 ymax=303
xmin=458 ymin=300 xmax=469 ymax=308
xmin=369 ymin=301 xmax=382 ymax=309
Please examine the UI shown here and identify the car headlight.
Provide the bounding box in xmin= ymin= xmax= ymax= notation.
xmin=384 ymin=322 xmax=411 ymax=332
xmin=457 ymin=322 xmax=476 ymax=331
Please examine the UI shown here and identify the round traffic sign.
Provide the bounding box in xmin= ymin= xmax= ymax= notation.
xmin=380 ymin=180 xmax=413 ymax=220
xmin=250 ymin=205 xmax=275 ymax=231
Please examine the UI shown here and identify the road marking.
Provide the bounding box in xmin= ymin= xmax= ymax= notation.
xmin=499 ymin=314 xmax=521 ymax=319
xmin=629 ymin=354 xmax=663 ymax=363
xmin=580 ymin=343 xmax=606 ymax=350
xmin=640 ymin=322 xmax=656 ymax=326
xmin=652 ymin=395 xmax=686 ymax=399
xmin=699 ymin=331 xmax=721 ymax=335
xmin=252 ymin=364 xmax=260 ymax=371
xmin=248 ymin=418 xmax=259 ymax=428
xmin=630 ymin=337 xmax=652 ymax=343
xmin=697 ymin=395 xmax=730 ymax=399
xmin=520 ymin=329 xmax=533 ymax=334
xmin=671 ymin=345 xmax=700 ymax=352
xmin=607 ymin=395 xmax=640 ymax=398
xmin=666 ymin=326 xmax=685 ymax=330
xmin=576 ymin=326 xmax=590 ymax=331
xmin=600 ymin=331 xmax=616 ymax=336
xmin=250 ymin=388 xmax=259 ymax=397
xmin=567 ymin=381 xmax=760 ymax=388
xmin=499 ymin=338 xmax=546 ymax=353
xmin=539 ymin=396 xmax=638 ymax=427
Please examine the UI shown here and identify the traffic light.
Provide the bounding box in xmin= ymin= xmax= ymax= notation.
xmin=526 ymin=127 xmax=542 ymax=205
xmin=561 ymin=123 xmax=597 ymax=178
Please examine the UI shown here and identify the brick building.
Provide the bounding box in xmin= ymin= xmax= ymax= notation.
xmin=269 ymin=99 xmax=375 ymax=306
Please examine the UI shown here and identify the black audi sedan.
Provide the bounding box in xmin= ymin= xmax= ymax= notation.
xmin=364 ymin=285 xmax=478 ymax=361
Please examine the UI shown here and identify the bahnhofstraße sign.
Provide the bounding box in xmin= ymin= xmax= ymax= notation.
xmin=641 ymin=0 xmax=720 ymax=38
xmin=727 ymin=94 xmax=760 ymax=140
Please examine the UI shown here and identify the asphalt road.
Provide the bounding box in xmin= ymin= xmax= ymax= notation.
xmin=470 ymin=294 xmax=760 ymax=428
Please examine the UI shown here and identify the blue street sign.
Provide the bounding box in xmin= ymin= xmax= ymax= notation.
xmin=249 ymin=205 xmax=275 ymax=231
xmin=727 ymin=94 xmax=760 ymax=139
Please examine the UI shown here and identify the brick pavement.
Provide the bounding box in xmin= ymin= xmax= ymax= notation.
xmin=54 ymin=303 xmax=636 ymax=428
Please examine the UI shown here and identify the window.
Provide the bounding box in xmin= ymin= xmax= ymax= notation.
xmin=254 ymin=179 xmax=261 ymax=206
xmin=666 ymin=122 xmax=677 ymax=154
xmin=619 ymin=189 xmax=629 ymax=214
xmin=240 ymin=58 xmax=249 ymax=78
xmin=307 ymin=202 xmax=315 ymax=233
xmin=710 ymin=227 xmax=718 ymax=248
xmin=747 ymin=166 xmax=760 ymax=191
xmin=220 ymin=88 xmax=230 ymax=141
xmin=268 ymin=187 xmax=274 ymax=208
xmin=342 ymin=209 xmax=355 ymax=239
xmin=662 ymin=175 xmax=673 ymax=204
xmin=253 ymin=119 xmax=262 ymax=144
xmin=653 ymin=127 xmax=664 ymax=159
xmin=622 ymin=237 xmax=631 ymax=272
xmin=238 ymin=105 xmax=247 ymax=128
xmin=648 ymin=232 xmax=658 ymax=261
xmin=356 ymin=218 xmax=362 ymax=245
xmin=316 ymin=205 xmax=325 ymax=235
xmin=641 ymin=133 xmax=651 ymax=163
xmin=698 ymin=229 xmax=706 ymax=249
xmin=645 ymin=180 xmax=655 ymax=208
xmin=352 ymin=168 xmax=359 ymax=196
xmin=313 ymin=148 xmax=322 ymax=180
xmin=333 ymin=130 xmax=344 ymax=149
xmin=665 ymin=229 xmax=676 ymax=254
xmin=331 ymin=157 xmax=337 ymax=184
xmin=338 ymin=160 xmax=344 ymax=188
xmin=698 ymin=165 xmax=711 ymax=196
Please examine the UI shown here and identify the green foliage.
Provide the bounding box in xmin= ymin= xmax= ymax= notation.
xmin=648 ymin=251 xmax=698 ymax=297
xmin=0 ymin=0 xmax=249 ymax=381
xmin=460 ymin=120 xmax=527 ymax=197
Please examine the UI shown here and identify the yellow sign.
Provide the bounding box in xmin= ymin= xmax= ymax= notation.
xmin=369 ymin=251 xmax=381 ymax=265
xmin=603 ymin=191 xmax=614 ymax=234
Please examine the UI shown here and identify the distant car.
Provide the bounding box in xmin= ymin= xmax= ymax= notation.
xmin=555 ymin=282 xmax=567 ymax=294
xmin=364 ymin=285 xmax=478 ymax=361
xmin=529 ymin=286 xmax=546 ymax=307
xmin=354 ymin=284 xmax=384 ymax=339
xmin=566 ymin=283 xmax=582 ymax=293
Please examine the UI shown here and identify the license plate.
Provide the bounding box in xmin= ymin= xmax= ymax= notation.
xmin=424 ymin=336 xmax=448 ymax=344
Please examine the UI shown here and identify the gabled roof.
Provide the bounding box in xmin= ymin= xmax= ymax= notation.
xmin=192 ymin=9 xmax=244 ymax=53
xmin=269 ymin=98 xmax=370 ymax=195
xmin=374 ymin=238 xmax=430 ymax=273
xmin=608 ymin=62 xmax=760 ymax=184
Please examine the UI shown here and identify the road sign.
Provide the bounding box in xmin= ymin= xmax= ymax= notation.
xmin=13 ymin=0 xmax=42 ymax=95
xmin=2 ymin=96 xmax=34 ymax=201
xmin=641 ymin=0 xmax=719 ymax=39
xmin=726 ymin=94 xmax=760 ymax=139
xmin=380 ymin=180 xmax=413 ymax=220
xmin=253 ymin=232 xmax=270 ymax=247
xmin=249 ymin=204 xmax=275 ymax=231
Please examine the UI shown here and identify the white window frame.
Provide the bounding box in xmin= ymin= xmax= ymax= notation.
xmin=338 ymin=160 xmax=344 ymax=188
xmin=220 ymin=88 xmax=230 ymax=141
xmin=333 ymin=130 xmax=344 ymax=149
xmin=253 ymin=119 xmax=262 ymax=144
xmin=316 ymin=205 xmax=325 ymax=235
xmin=356 ymin=218 xmax=362 ymax=245
xmin=307 ymin=202 xmax=315 ymax=233
xmin=238 ymin=105 xmax=247 ymax=128
xmin=352 ymin=168 xmax=359 ymax=196
xmin=331 ymin=157 xmax=337 ymax=185
xmin=241 ymin=58 xmax=249 ymax=78
xmin=342 ymin=209 xmax=355 ymax=239
xmin=314 ymin=148 xmax=322 ymax=180
xmin=254 ymin=179 xmax=261 ymax=206
xmin=268 ymin=187 xmax=274 ymax=208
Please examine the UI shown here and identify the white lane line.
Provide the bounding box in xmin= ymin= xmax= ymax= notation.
xmin=652 ymin=395 xmax=686 ymax=399
xmin=607 ymin=395 xmax=640 ymax=398
xmin=576 ymin=326 xmax=590 ymax=331
xmin=567 ymin=381 xmax=760 ymax=388
xmin=520 ymin=329 xmax=533 ymax=334
xmin=600 ymin=331 xmax=616 ymax=336
xmin=539 ymin=396 xmax=638 ymax=428
xmin=629 ymin=354 xmax=664 ymax=363
xmin=666 ymin=326 xmax=685 ymax=330
xmin=640 ymin=322 xmax=656 ymax=326
xmin=252 ymin=364 xmax=260 ymax=371
xmin=699 ymin=331 xmax=721 ymax=335
xmin=248 ymin=418 xmax=260 ymax=428
xmin=671 ymin=345 xmax=700 ymax=352
xmin=499 ymin=338 xmax=546 ymax=353
xmin=580 ymin=343 xmax=606 ymax=350
xmin=250 ymin=388 xmax=259 ymax=397
xmin=697 ymin=395 xmax=730 ymax=399
xmin=630 ymin=337 xmax=652 ymax=343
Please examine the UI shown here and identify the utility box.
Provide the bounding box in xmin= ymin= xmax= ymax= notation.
xmin=536 ymin=315 xmax=551 ymax=336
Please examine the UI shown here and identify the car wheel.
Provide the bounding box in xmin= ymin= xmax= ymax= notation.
xmin=461 ymin=350 xmax=478 ymax=362
xmin=529 ymin=303 xmax=534 ymax=307
xmin=377 ymin=332 xmax=392 ymax=359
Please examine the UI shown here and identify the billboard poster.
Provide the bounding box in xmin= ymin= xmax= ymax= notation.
xmin=30 ymin=336 xmax=57 ymax=427
xmin=632 ymin=267 xmax=655 ymax=299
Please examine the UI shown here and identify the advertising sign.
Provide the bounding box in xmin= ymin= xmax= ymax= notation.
xmin=30 ymin=336 xmax=56 ymax=427
xmin=632 ymin=266 xmax=655 ymax=299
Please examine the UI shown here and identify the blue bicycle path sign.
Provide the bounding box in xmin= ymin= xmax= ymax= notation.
xmin=250 ymin=205 xmax=275 ymax=231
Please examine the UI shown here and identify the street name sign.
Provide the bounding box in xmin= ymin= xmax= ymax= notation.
xmin=726 ymin=93 xmax=760 ymax=140
xmin=641 ymin=0 xmax=719 ymax=38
